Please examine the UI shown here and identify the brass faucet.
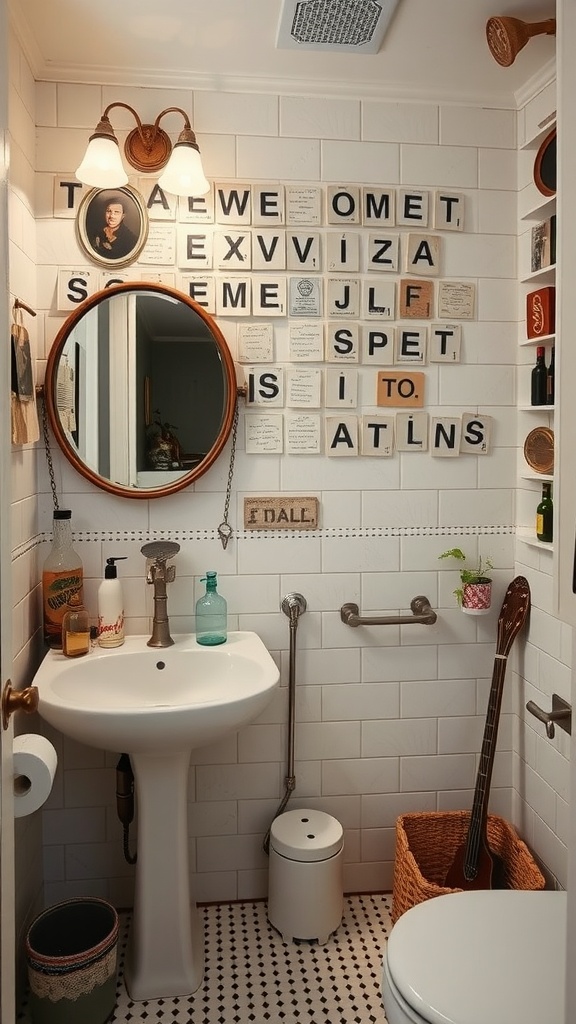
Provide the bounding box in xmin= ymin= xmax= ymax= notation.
xmin=140 ymin=541 xmax=180 ymax=647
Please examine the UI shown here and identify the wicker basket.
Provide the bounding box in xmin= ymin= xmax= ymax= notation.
xmin=391 ymin=810 xmax=545 ymax=923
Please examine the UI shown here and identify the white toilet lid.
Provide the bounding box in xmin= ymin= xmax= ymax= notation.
xmin=386 ymin=890 xmax=566 ymax=1024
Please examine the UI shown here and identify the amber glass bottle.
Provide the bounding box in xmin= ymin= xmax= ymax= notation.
xmin=62 ymin=591 xmax=90 ymax=657
xmin=42 ymin=510 xmax=84 ymax=648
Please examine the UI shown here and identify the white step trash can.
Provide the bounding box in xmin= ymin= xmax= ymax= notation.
xmin=267 ymin=809 xmax=344 ymax=943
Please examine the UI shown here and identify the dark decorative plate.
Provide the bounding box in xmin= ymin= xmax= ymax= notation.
xmin=534 ymin=128 xmax=556 ymax=197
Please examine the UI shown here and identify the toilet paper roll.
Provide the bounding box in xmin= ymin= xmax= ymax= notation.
xmin=13 ymin=734 xmax=58 ymax=818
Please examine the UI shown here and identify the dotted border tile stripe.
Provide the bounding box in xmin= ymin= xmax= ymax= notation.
xmin=13 ymin=523 xmax=514 ymax=560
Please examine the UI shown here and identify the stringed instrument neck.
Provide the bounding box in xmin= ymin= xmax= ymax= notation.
xmin=444 ymin=578 xmax=530 ymax=890
xmin=461 ymin=656 xmax=505 ymax=879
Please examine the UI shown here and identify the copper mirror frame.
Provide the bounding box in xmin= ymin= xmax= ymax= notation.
xmin=45 ymin=282 xmax=237 ymax=500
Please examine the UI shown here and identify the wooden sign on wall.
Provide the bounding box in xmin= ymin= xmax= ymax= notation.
xmin=244 ymin=496 xmax=319 ymax=530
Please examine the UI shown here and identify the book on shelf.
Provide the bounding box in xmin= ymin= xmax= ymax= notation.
xmin=526 ymin=286 xmax=555 ymax=338
xmin=531 ymin=215 xmax=556 ymax=273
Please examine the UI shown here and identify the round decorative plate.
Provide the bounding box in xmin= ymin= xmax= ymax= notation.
xmin=524 ymin=426 xmax=554 ymax=474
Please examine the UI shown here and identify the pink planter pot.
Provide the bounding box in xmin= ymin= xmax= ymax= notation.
xmin=461 ymin=581 xmax=492 ymax=614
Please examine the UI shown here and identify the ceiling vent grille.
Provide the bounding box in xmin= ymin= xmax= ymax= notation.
xmin=276 ymin=0 xmax=400 ymax=54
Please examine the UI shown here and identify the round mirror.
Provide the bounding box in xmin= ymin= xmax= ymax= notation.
xmin=45 ymin=282 xmax=237 ymax=499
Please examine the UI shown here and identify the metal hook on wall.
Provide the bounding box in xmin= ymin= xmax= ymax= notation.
xmin=13 ymin=298 xmax=37 ymax=318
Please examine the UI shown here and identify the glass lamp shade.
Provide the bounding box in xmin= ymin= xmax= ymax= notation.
xmin=157 ymin=143 xmax=210 ymax=197
xmin=75 ymin=136 xmax=129 ymax=189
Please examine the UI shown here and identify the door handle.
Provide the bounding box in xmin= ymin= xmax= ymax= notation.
xmin=2 ymin=680 xmax=39 ymax=730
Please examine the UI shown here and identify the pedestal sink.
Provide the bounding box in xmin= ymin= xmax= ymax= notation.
xmin=33 ymin=631 xmax=280 ymax=1001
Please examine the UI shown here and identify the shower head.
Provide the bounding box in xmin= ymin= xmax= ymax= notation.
xmin=485 ymin=16 xmax=556 ymax=67
xmin=140 ymin=541 xmax=181 ymax=562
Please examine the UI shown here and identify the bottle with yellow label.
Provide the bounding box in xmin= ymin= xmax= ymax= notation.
xmin=42 ymin=510 xmax=84 ymax=648
xmin=536 ymin=482 xmax=553 ymax=543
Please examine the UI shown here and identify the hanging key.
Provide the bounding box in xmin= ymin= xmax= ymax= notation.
xmin=217 ymin=522 xmax=233 ymax=549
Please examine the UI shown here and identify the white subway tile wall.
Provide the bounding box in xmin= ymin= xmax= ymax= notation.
xmin=8 ymin=34 xmax=567 ymax=923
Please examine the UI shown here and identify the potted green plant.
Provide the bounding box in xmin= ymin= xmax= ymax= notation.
xmin=439 ymin=548 xmax=493 ymax=614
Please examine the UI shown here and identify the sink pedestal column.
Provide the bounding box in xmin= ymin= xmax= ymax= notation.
xmin=124 ymin=750 xmax=204 ymax=1000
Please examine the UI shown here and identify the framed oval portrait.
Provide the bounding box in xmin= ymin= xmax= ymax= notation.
xmin=76 ymin=185 xmax=149 ymax=268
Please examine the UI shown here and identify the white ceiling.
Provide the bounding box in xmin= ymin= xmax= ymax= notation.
xmin=10 ymin=0 xmax=556 ymax=106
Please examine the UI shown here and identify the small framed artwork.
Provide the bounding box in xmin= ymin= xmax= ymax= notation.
xmin=11 ymin=323 xmax=34 ymax=400
xmin=76 ymin=185 xmax=149 ymax=268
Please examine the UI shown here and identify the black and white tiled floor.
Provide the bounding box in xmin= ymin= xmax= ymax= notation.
xmin=20 ymin=894 xmax=391 ymax=1023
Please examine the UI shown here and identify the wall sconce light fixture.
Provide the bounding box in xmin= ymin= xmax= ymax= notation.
xmin=75 ymin=102 xmax=209 ymax=197
xmin=486 ymin=15 xmax=556 ymax=67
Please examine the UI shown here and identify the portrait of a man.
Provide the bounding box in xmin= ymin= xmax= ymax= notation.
xmin=77 ymin=185 xmax=148 ymax=267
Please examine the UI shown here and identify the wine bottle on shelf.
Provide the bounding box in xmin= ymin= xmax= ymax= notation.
xmin=536 ymin=482 xmax=553 ymax=543
xmin=546 ymin=346 xmax=555 ymax=405
xmin=531 ymin=346 xmax=548 ymax=406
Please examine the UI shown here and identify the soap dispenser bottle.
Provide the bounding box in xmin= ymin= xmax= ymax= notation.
xmin=98 ymin=556 xmax=127 ymax=648
xmin=195 ymin=571 xmax=227 ymax=646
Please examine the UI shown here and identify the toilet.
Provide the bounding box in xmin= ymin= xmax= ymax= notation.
xmin=382 ymin=889 xmax=566 ymax=1024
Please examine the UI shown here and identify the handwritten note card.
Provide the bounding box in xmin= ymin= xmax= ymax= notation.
xmin=289 ymin=322 xmax=324 ymax=361
xmin=238 ymin=323 xmax=274 ymax=363
xmin=245 ymin=414 xmax=284 ymax=453
xmin=285 ymin=414 xmax=322 ymax=453
xmin=286 ymin=368 xmax=322 ymax=407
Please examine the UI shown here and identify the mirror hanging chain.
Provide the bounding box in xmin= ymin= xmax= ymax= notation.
xmin=217 ymin=394 xmax=240 ymax=550
xmin=40 ymin=393 xmax=60 ymax=511
xmin=41 ymin=386 xmax=236 ymax=524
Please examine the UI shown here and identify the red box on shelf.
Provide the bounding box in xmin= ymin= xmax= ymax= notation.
xmin=526 ymin=286 xmax=555 ymax=339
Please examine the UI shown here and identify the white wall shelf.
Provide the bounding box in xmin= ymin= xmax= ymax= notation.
xmin=519 ymin=333 xmax=555 ymax=348
xmin=520 ymin=472 xmax=554 ymax=482
xmin=521 ymin=118 xmax=556 ymax=151
xmin=522 ymin=196 xmax=556 ymax=222
xmin=516 ymin=527 xmax=554 ymax=551
xmin=522 ymin=265 xmax=556 ymax=284
xmin=519 ymin=404 xmax=555 ymax=412
xmin=518 ymin=104 xmax=556 ymax=566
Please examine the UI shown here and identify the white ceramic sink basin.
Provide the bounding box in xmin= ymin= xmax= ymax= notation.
xmin=34 ymin=629 xmax=280 ymax=1001
xmin=34 ymin=631 xmax=280 ymax=753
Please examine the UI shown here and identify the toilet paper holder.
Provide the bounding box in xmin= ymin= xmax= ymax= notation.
xmin=526 ymin=693 xmax=572 ymax=739
xmin=2 ymin=680 xmax=39 ymax=730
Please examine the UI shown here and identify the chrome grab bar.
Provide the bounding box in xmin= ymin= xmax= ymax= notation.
xmin=340 ymin=595 xmax=437 ymax=627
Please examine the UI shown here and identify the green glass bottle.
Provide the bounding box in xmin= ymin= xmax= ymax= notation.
xmin=195 ymin=571 xmax=227 ymax=645
xmin=536 ymin=482 xmax=553 ymax=543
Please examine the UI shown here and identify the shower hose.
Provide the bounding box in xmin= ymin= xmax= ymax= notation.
xmin=263 ymin=592 xmax=307 ymax=854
